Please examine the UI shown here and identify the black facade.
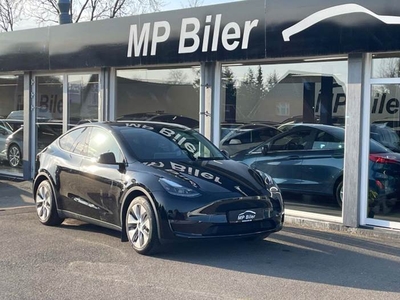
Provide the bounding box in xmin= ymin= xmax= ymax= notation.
xmin=1 ymin=0 xmax=400 ymax=71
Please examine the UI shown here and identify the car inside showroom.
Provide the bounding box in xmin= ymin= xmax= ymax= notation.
xmin=0 ymin=0 xmax=400 ymax=233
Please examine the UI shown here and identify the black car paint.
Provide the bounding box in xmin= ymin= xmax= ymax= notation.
xmin=34 ymin=122 xmax=284 ymax=242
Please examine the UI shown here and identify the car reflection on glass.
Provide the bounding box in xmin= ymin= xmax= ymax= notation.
xmin=1 ymin=123 xmax=63 ymax=168
xmin=231 ymin=124 xmax=400 ymax=210
xmin=220 ymin=123 xmax=282 ymax=156
xmin=33 ymin=121 xmax=284 ymax=255
xmin=370 ymin=123 xmax=400 ymax=152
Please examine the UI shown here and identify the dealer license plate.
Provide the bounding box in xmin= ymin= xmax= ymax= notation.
xmin=227 ymin=208 xmax=268 ymax=223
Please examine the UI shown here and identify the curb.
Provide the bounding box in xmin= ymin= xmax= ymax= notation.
xmin=285 ymin=215 xmax=400 ymax=241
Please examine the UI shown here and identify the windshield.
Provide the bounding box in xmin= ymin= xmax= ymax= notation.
xmin=117 ymin=124 xmax=226 ymax=161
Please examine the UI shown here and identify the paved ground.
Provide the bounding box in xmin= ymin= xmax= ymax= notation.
xmin=0 ymin=178 xmax=33 ymax=209
xmin=1 ymin=177 xmax=400 ymax=299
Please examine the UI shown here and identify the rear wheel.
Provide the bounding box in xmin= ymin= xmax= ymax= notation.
xmin=35 ymin=180 xmax=64 ymax=226
xmin=125 ymin=196 xmax=159 ymax=255
xmin=8 ymin=144 xmax=21 ymax=167
xmin=335 ymin=180 xmax=343 ymax=208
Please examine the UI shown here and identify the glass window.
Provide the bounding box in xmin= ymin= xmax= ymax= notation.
xmin=372 ymin=55 xmax=400 ymax=78
xmin=117 ymin=125 xmax=224 ymax=162
xmin=116 ymin=67 xmax=200 ymax=129
xmin=60 ymin=128 xmax=88 ymax=154
xmin=0 ymin=75 xmax=24 ymax=177
xmin=68 ymin=74 xmax=99 ymax=125
xmin=368 ymin=84 xmax=400 ymax=222
xmin=270 ymin=130 xmax=312 ymax=151
xmin=87 ymin=127 xmax=123 ymax=162
xmin=312 ymin=131 xmax=344 ymax=150
xmin=222 ymin=59 xmax=348 ymax=218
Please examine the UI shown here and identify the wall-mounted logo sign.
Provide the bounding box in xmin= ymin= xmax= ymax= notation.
xmin=127 ymin=14 xmax=259 ymax=57
xmin=282 ymin=3 xmax=400 ymax=41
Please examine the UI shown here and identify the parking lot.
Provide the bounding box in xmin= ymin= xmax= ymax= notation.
xmin=1 ymin=178 xmax=400 ymax=300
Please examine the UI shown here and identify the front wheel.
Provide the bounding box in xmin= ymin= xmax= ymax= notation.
xmin=335 ymin=181 xmax=343 ymax=208
xmin=35 ymin=180 xmax=64 ymax=226
xmin=125 ymin=196 xmax=159 ymax=255
xmin=8 ymin=144 xmax=21 ymax=167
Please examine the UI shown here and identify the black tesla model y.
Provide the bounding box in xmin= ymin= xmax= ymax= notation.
xmin=33 ymin=121 xmax=284 ymax=254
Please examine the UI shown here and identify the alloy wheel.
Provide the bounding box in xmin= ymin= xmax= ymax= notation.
xmin=36 ymin=182 xmax=52 ymax=222
xmin=127 ymin=203 xmax=151 ymax=250
xmin=8 ymin=145 xmax=21 ymax=167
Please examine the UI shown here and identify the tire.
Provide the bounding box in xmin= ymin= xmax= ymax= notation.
xmin=8 ymin=144 xmax=21 ymax=168
xmin=125 ymin=196 xmax=159 ymax=255
xmin=35 ymin=180 xmax=64 ymax=226
xmin=335 ymin=180 xmax=343 ymax=208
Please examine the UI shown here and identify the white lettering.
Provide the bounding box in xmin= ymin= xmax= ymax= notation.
xmin=242 ymin=20 xmax=259 ymax=49
xmin=211 ymin=14 xmax=222 ymax=51
xmin=151 ymin=21 xmax=171 ymax=56
xmin=202 ymin=15 xmax=212 ymax=52
xmin=127 ymin=23 xmax=151 ymax=57
xmin=159 ymin=127 xmax=176 ymax=137
xmin=221 ymin=22 xmax=241 ymax=51
xmin=179 ymin=17 xmax=201 ymax=54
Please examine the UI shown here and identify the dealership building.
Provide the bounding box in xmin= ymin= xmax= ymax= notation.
xmin=0 ymin=0 xmax=400 ymax=232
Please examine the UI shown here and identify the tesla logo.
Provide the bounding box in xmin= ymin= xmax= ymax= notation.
xmin=237 ymin=210 xmax=256 ymax=222
xmin=282 ymin=3 xmax=400 ymax=41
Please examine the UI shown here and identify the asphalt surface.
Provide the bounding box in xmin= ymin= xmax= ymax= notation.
xmin=1 ymin=178 xmax=400 ymax=299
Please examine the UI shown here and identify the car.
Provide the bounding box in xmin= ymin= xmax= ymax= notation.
xmin=32 ymin=121 xmax=284 ymax=255
xmin=231 ymin=124 xmax=400 ymax=209
xmin=0 ymin=119 xmax=23 ymax=132
xmin=0 ymin=125 xmax=13 ymax=159
xmin=2 ymin=123 xmax=63 ymax=167
xmin=7 ymin=110 xmax=52 ymax=122
xmin=372 ymin=119 xmax=400 ymax=136
xmin=370 ymin=124 xmax=400 ymax=152
xmin=220 ymin=123 xmax=281 ymax=156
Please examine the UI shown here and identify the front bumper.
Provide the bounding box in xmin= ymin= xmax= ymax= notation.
xmin=161 ymin=194 xmax=284 ymax=239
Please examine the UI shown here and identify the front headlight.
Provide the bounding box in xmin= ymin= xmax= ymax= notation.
xmin=159 ymin=178 xmax=201 ymax=197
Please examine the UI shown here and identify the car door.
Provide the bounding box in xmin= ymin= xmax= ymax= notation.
xmin=79 ymin=127 xmax=125 ymax=226
xmin=251 ymin=128 xmax=314 ymax=192
xmin=56 ymin=127 xmax=95 ymax=217
xmin=300 ymin=129 xmax=344 ymax=195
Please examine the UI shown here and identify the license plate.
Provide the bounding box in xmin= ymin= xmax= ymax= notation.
xmin=228 ymin=208 xmax=267 ymax=223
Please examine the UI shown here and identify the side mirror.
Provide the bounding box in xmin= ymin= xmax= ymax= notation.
xmin=229 ymin=138 xmax=242 ymax=145
xmin=261 ymin=145 xmax=269 ymax=155
xmin=98 ymin=152 xmax=117 ymax=164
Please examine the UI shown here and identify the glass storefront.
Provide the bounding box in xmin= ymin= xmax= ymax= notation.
xmin=115 ymin=67 xmax=200 ymax=128
xmin=368 ymin=56 xmax=400 ymax=224
xmin=221 ymin=60 xmax=348 ymax=217
xmin=0 ymin=75 xmax=24 ymax=177
xmin=68 ymin=74 xmax=99 ymax=126
xmin=33 ymin=76 xmax=64 ymax=172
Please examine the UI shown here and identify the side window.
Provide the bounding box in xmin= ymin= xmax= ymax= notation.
xmin=87 ymin=127 xmax=123 ymax=162
xmin=254 ymin=128 xmax=278 ymax=143
xmin=312 ymin=131 xmax=344 ymax=150
xmin=0 ymin=125 xmax=11 ymax=136
xmin=270 ymin=130 xmax=312 ymax=151
xmin=59 ymin=127 xmax=88 ymax=155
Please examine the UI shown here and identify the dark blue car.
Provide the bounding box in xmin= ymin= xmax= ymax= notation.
xmin=231 ymin=124 xmax=400 ymax=208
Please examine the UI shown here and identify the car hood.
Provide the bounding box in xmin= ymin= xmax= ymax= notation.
xmin=134 ymin=159 xmax=268 ymax=196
